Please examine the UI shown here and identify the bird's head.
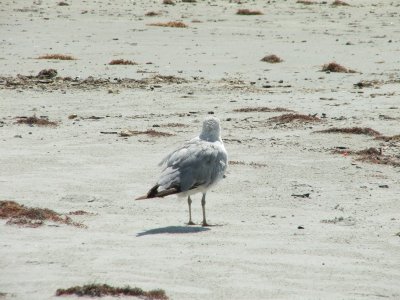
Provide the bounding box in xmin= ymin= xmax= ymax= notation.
xmin=200 ymin=116 xmax=221 ymax=142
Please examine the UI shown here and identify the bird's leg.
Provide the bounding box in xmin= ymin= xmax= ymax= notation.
xmin=201 ymin=193 xmax=210 ymax=227
xmin=187 ymin=196 xmax=195 ymax=225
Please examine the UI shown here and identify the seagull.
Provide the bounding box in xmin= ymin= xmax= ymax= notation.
xmin=136 ymin=116 xmax=228 ymax=226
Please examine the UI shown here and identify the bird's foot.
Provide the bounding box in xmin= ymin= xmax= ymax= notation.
xmin=187 ymin=221 xmax=196 ymax=226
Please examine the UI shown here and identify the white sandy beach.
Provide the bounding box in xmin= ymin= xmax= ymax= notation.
xmin=1 ymin=0 xmax=400 ymax=299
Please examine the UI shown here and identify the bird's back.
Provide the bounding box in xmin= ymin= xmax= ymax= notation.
xmin=157 ymin=137 xmax=227 ymax=195
xmin=136 ymin=116 xmax=228 ymax=200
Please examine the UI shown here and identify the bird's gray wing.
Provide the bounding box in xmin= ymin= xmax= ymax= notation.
xmin=157 ymin=139 xmax=227 ymax=193
xmin=158 ymin=137 xmax=200 ymax=167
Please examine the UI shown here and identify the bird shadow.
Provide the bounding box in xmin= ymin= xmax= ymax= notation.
xmin=136 ymin=225 xmax=210 ymax=237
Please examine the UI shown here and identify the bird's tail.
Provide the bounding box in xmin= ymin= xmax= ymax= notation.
xmin=135 ymin=186 xmax=180 ymax=200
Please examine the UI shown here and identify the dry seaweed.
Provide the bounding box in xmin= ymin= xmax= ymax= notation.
xmin=145 ymin=11 xmax=160 ymax=16
xmin=236 ymin=9 xmax=263 ymax=15
xmin=38 ymin=54 xmax=76 ymax=60
xmin=149 ymin=21 xmax=187 ymax=28
xmin=37 ymin=69 xmax=58 ymax=79
xmin=297 ymin=0 xmax=316 ymax=4
xmin=375 ymin=135 xmax=400 ymax=142
xmin=261 ymin=55 xmax=283 ymax=63
xmin=353 ymin=80 xmax=382 ymax=88
xmin=233 ymin=107 xmax=293 ymax=113
xmin=333 ymin=147 xmax=400 ymax=167
xmin=269 ymin=113 xmax=320 ymax=123
xmin=120 ymin=129 xmax=174 ymax=137
xmin=15 ymin=115 xmax=57 ymax=127
xmin=331 ymin=0 xmax=350 ymax=6
xmin=315 ymin=127 xmax=381 ymax=137
xmin=109 ymin=59 xmax=137 ymax=65
xmin=55 ymin=284 xmax=168 ymax=299
xmin=355 ymin=148 xmax=400 ymax=166
xmin=356 ymin=147 xmax=381 ymax=156
xmin=162 ymin=0 xmax=175 ymax=5
xmin=322 ymin=62 xmax=356 ymax=73
xmin=0 ymin=201 xmax=85 ymax=228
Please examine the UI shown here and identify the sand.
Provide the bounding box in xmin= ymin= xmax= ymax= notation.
xmin=1 ymin=0 xmax=400 ymax=299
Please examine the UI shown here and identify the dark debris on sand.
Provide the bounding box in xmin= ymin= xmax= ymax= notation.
xmin=322 ymin=62 xmax=356 ymax=73
xmin=162 ymin=123 xmax=188 ymax=127
xmin=333 ymin=147 xmax=400 ymax=167
xmin=260 ymin=54 xmax=283 ymax=63
xmin=0 ymin=74 xmax=187 ymax=91
xmin=55 ymin=284 xmax=168 ymax=299
xmin=109 ymin=59 xmax=137 ymax=65
xmin=37 ymin=54 xmax=76 ymax=60
xmin=236 ymin=9 xmax=263 ymax=15
xmin=15 ymin=115 xmax=57 ymax=127
xmin=229 ymin=160 xmax=267 ymax=168
xmin=119 ymin=129 xmax=174 ymax=137
xmin=375 ymin=134 xmax=400 ymax=142
xmin=296 ymin=0 xmax=317 ymax=4
xmin=353 ymin=80 xmax=382 ymax=88
xmin=0 ymin=200 xmax=85 ymax=228
xmin=162 ymin=0 xmax=175 ymax=5
xmin=145 ymin=11 xmax=160 ymax=16
xmin=37 ymin=69 xmax=58 ymax=79
xmin=149 ymin=21 xmax=188 ymax=28
xmin=315 ymin=127 xmax=381 ymax=137
xmin=234 ymin=107 xmax=293 ymax=113
xmin=331 ymin=0 xmax=350 ymax=6
xmin=268 ymin=113 xmax=321 ymax=123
